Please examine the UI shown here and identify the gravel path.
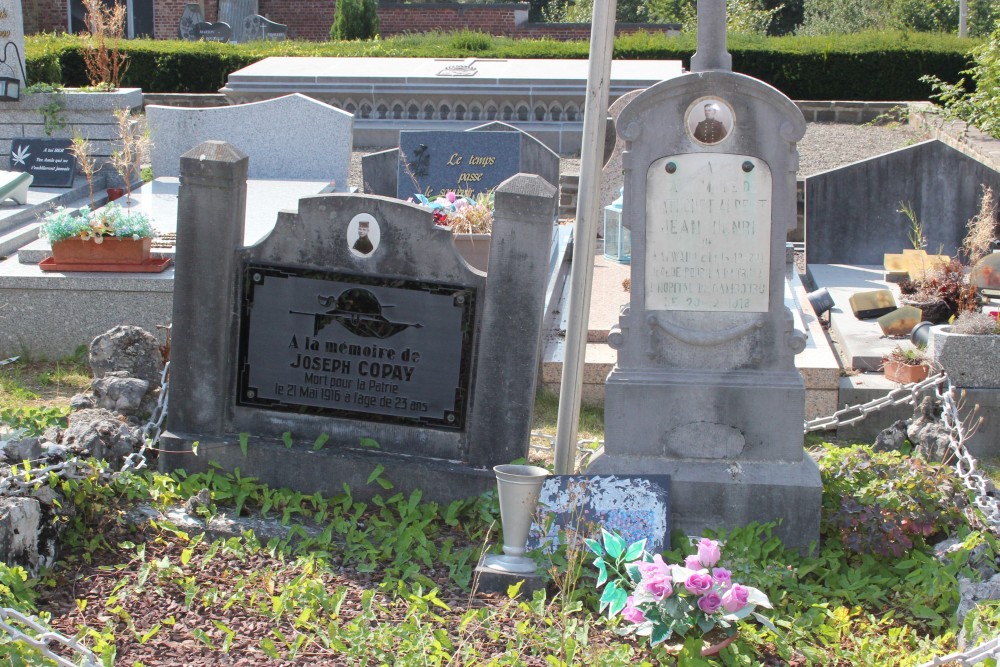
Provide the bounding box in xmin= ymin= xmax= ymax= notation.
xmin=348 ymin=122 xmax=925 ymax=189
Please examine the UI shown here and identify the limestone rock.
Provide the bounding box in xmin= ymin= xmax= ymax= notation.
xmin=70 ymin=393 xmax=95 ymax=410
xmin=91 ymin=372 xmax=151 ymax=415
xmin=872 ymin=420 xmax=907 ymax=452
xmin=89 ymin=326 xmax=164 ymax=388
xmin=908 ymin=396 xmax=952 ymax=463
xmin=2 ymin=436 xmax=41 ymax=464
xmin=0 ymin=497 xmax=40 ymax=574
xmin=958 ymin=573 xmax=1000 ymax=627
xmin=62 ymin=408 xmax=141 ymax=467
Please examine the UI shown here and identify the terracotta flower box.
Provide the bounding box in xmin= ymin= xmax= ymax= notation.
xmin=882 ymin=359 xmax=930 ymax=384
xmin=51 ymin=237 xmax=152 ymax=265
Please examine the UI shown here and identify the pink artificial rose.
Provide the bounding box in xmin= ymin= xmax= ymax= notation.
xmin=642 ymin=572 xmax=673 ymax=600
xmin=698 ymin=590 xmax=723 ymax=614
xmin=621 ymin=596 xmax=647 ymax=624
xmin=722 ymin=584 xmax=750 ymax=613
xmin=712 ymin=568 xmax=732 ymax=589
xmin=697 ymin=539 xmax=721 ymax=568
xmin=447 ymin=191 xmax=457 ymax=203
xmin=685 ymin=554 xmax=703 ymax=570
xmin=684 ymin=572 xmax=714 ymax=595
xmin=638 ymin=554 xmax=671 ymax=579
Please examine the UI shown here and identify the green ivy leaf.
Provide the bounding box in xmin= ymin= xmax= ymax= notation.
xmin=282 ymin=432 xmax=293 ymax=448
xmin=359 ymin=437 xmax=380 ymax=449
xmin=191 ymin=441 xmax=199 ymax=456
xmin=312 ymin=433 xmax=329 ymax=451
xmin=239 ymin=432 xmax=248 ymax=457
xmin=624 ymin=538 xmax=647 ymax=561
xmin=367 ymin=464 xmax=386 ymax=485
xmin=603 ymin=529 xmax=625 ymax=560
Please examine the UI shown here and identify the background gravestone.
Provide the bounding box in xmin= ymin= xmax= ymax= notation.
xmin=362 ymin=122 xmax=559 ymax=203
xmin=161 ymin=141 xmax=558 ymax=503
xmin=587 ymin=64 xmax=821 ymax=550
xmin=178 ymin=3 xmax=204 ymax=40
xmin=218 ymin=0 xmax=257 ymax=43
xmin=0 ymin=0 xmax=26 ymax=89
xmin=147 ymin=94 xmax=352 ymax=183
xmin=396 ymin=130 xmax=520 ymax=200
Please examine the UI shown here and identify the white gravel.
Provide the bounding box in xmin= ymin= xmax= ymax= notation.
xmin=347 ymin=122 xmax=926 ymax=189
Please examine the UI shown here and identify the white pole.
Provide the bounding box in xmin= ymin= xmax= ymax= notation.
xmin=959 ymin=0 xmax=968 ymax=38
xmin=552 ymin=0 xmax=618 ymax=475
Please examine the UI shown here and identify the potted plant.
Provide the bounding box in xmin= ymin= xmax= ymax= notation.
xmin=414 ymin=190 xmax=494 ymax=271
xmin=588 ymin=531 xmax=774 ymax=657
xmin=39 ymin=201 xmax=155 ymax=268
xmin=882 ymin=345 xmax=931 ymax=384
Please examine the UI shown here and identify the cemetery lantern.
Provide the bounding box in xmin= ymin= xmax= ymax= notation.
xmin=603 ymin=190 xmax=630 ymax=264
xmin=0 ymin=76 xmax=20 ymax=101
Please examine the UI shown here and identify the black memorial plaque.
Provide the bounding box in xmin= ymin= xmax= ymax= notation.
xmin=9 ymin=138 xmax=75 ymax=188
xmin=396 ymin=130 xmax=520 ymax=200
xmin=238 ymin=265 xmax=476 ymax=429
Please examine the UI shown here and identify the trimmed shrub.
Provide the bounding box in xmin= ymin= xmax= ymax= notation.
xmin=331 ymin=0 xmax=380 ymax=41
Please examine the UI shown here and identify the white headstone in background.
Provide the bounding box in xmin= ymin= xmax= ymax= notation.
xmin=0 ymin=0 xmax=27 ymax=89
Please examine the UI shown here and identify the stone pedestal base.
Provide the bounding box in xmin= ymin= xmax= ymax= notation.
xmin=474 ymin=552 xmax=548 ymax=595
xmin=159 ymin=431 xmax=495 ymax=505
xmin=586 ymin=453 xmax=821 ymax=553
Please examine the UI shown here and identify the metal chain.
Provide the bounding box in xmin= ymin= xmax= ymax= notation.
xmin=124 ymin=360 xmax=170 ymax=473
xmin=0 ymin=608 xmax=98 ymax=667
xmin=916 ymin=635 xmax=1000 ymax=667
xmin=805 ymin=372 xmax=947 ymax=432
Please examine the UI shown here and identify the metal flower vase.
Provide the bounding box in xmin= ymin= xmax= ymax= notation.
xmin=488 ymin=464 xmax=550 ymax=573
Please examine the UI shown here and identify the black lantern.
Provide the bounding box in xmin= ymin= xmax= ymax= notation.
xmin=0 ymin=76 xmax=20 ymax=101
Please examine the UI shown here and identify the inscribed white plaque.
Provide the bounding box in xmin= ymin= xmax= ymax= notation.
xmin=645 ymin=153 xmax=771 ymax=312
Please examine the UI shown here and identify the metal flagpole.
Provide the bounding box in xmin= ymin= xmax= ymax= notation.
xmin=552 ymin=0 xmax=618 ymax=475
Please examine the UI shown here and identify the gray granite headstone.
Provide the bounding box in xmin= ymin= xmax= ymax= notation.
xmin=147 ymin=93 xmax=353 ymax=183
xmin=178 ymin=3 xmax=205 ymax=41
xmin=161 ymin=140 xmax=559 ymax=504
xmin=218 ymin=0 xmax=258 ymax=43
xmin=0 ymin=0 xmax=27 ymax=89
xmin=243 ymin=14 xmax=287 ymax=41
xmin=397 ymin=130 xmax=521 ymax=200
xmin=364 ymin=122 xmax=559 ymax=202
xmin=587 ymin=67 xmax=822 ymax=552
xmin=600 ymin=89 xmax=644 ymax=211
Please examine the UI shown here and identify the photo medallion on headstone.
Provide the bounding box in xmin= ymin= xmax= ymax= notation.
xmin=237 ymin=265 xmax=476 ymax=429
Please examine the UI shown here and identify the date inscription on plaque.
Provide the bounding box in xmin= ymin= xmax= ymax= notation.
xmin=237 ymin=265 xmax=476 ymax=429
xmin=645 ymin=153 xmax=772 ymax=312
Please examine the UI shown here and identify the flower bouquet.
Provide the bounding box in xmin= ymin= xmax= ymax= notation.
xmin=588 ymin=530 xmax=775 ymax=651
xmin=413 ymin=190 xmax=493 ymax=234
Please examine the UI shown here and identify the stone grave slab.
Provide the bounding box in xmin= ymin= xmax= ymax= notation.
xmin=160 ymin=141 xmax=558 ymax=504
xmin=147 ymin=93 xmax=352 ymax=184
xmin=806 ymin=140 xmax=1000 ymax=265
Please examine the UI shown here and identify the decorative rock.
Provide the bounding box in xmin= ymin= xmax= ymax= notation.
xmin=89 ymin=326 xmax=164 ymax=388
xmin=907 ymin=396 xmax=951 ymax=463
xmin=936 ymin=537 xmax=998 ymax=582
xmin=2 ymin=436 xmax=41 ymax=464
xmin=39 ymin=443 xmax=70 ymax=461
xmin=957 ymin=573 xmax=1000 ymax=626
xmin=0 ymin=497 xmax=40 ymax=574
xmin=183 ymin=488 xmax=212 ymax=515
xmin=872 ymin=420 xmax=907 ymax=452
xmin=62 ymin=408 xmax=141 ymax=467
xmin=70 ymin=393 xmax=96 ymax=410
xmin=92 ymin=372 xmax=151 ymax=415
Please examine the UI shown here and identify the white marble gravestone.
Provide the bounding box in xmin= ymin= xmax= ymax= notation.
xmin=0 ymin=0 xmax=27 ymax=89
xmin=587 ymin=0 xmax=821 ymax=552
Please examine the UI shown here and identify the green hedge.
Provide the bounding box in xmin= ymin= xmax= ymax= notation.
xmin=26 ymin=30 xmax=978 ymax=100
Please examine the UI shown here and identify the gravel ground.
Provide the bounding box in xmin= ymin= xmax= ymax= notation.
xmin=348 ymin=122 xmax=925 ymax=189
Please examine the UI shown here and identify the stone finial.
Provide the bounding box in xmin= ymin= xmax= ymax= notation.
xmin=690 ymin=0 xmax=732 ymax=73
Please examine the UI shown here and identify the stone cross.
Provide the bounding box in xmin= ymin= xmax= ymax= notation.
xmin=690 ymin=0 xmax=732 ymax=73
xmin=0 ymin=0 xmax=27 ymax=89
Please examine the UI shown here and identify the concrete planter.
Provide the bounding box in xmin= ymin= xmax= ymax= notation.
xmin=928 ymin=325 xmax=1000 ymax=388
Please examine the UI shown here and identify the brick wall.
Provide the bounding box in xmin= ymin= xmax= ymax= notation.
xmin=23 ymin=0 xmax=678 ymax=43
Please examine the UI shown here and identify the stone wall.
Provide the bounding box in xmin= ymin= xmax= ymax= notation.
xmin=22 ymin=0 xmax=678 ymax=42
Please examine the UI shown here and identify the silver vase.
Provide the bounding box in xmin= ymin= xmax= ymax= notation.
xmin=488 ymin=464 xmax=550 ymax=574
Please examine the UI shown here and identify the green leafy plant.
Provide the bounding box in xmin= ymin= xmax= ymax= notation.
xmin=923 ymin=28 xmax=1000 ymax=139
xmin=885 ymin=344 xmax=928 ymax=366
xmin=39 ymin=201 xmax=154 ymax=244
xmin=817 ymin=445 xmax=970 ymax=558
xmin=331 ymin=0 xmax=379 ymax=41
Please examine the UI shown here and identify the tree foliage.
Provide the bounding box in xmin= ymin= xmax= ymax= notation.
xmin=924 ymin=28 xmax=1000 ymax=139
xmin=331 ymin=0 xmax=379 ymax=41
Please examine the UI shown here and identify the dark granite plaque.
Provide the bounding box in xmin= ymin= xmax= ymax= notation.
xmin=397 ymin=130 xmax=520 ymax=200
xmin=237 ymin=264 xmax=476 ymax=429
xmin=9 ymin=138 xmax=75 ymax=188
xmin=192 ymin=21 xmax=233 ymax=42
